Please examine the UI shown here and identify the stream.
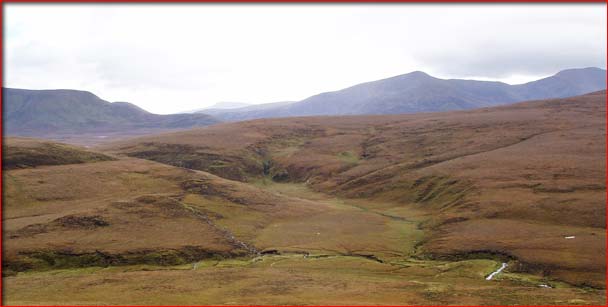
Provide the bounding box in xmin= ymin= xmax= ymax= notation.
xmin=486 ymin=262 xmax=507 ymax=280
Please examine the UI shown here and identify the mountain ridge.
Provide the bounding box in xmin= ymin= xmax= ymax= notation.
xmin=205 ymin=67 xmax=606 ymax=121
xmin=3 ymin=87 xmax=221 ymax=138
xmin=4 ymin=67 xmax=605 ymax=137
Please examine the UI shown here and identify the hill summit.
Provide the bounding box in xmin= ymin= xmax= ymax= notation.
xmin=202 ymin=67 xmax=606 ymax=121
xmin=3 ymin=88 xmax=220 ymax=139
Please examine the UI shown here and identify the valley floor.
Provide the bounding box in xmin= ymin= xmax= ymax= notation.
xmin=4 ymin=255 xmax=604 ymax=306
xmin=4 ymin=181 xmax=605 ymax=305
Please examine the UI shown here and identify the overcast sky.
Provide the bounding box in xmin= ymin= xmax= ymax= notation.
xmin=5 ymin=4 xmax=606 ymax=114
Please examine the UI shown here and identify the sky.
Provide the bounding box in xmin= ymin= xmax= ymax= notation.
xmin=4 ymin=4 xmax=607 ymax=114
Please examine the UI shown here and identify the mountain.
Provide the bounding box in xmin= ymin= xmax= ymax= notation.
xmin=206 ymin=67 xmax=606 ymax=121
xmin=181 ymin=101 xmax=252 ymax=113
xmin=198 ymin=101 xmax=295 ymax=121
xmin=2 ymin=88 xmax=221 ymax=138
xmin=206 ymin=101 xmax=251 ymax=110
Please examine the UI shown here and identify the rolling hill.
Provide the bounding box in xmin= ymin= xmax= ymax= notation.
xmin=4 ymin=91 xmax=605 ymax=305
xmin=3 ymin=137 xmax=115 ymax=170
xmin=203 ymin=67 xmax=606 ymax=121
xmin=2 ymin=88 xmax=221 ymax=140
xmin=108 ymin=91 xmax=606 ymax=288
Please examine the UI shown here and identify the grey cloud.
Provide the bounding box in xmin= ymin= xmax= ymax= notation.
xmin=414 ymin=45 xmax=606 ymax=81
xmin=4 ymin=3 xmax=606 ymax=113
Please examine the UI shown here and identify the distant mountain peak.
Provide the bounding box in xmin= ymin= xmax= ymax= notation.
xmin=373 ymin=70 xmax=437 ymax=85
xmin=207 ymin=101 xmax=251 ymax=110
xmin=555 ymin=67 xmax=606 ymax=76
xmin=201 ymin=67 xmax=606 ymax=121
xmin=180 ymin=101 xmax=252 ymax=114
xmin=407 ymin=70 xmax=431 ymax=77
xmin=396 ymin=70 xmax=435 ymax=80
xmin=6 ymin=87 xmax=101 ymax=97
xmin=3 ymin=88 xmax=221 ymax=137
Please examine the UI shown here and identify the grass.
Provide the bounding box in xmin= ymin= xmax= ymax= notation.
xmin=3 ymin=93 xmax=606 ymax=304
xmin=337 ymin=151 xmax=360 ymax=164
xmin=250 ymin=181 xmax=427 ymax=259
xmin=4 ymin=256 xmax=605 ymax=306
xmin=4 ymin=163 xmax=606 ymax=304
xmin=3 ymin=137 xmax=115 ymax=169
xmin=181 ymin=194 xmax=268 ymax=243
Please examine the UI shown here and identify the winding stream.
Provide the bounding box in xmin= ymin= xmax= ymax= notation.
xmin=486 ymin=262 xmax=508 ymax=280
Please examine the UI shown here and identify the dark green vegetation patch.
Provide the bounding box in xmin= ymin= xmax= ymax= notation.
xmin=3 ymin=140 xmax=115 ymax=169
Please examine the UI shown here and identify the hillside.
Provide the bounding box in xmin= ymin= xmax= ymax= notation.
xmin=3 ymin=92 xmax=605 ymax=305
xmin=108 ymin=91 xmax=606 ymax=288
xmin=204 ymin=67 xmax=606 ymax=121
xmin=3 ymin=137 xmax=115 ymax=170
xmin=2 ymin=88 xmax=221 ymax=140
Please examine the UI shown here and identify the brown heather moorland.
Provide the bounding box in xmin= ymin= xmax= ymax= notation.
xmin=2 ymin=91 xmax=606 ymax=305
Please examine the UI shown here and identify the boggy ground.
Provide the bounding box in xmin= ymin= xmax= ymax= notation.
xmin=3 ymin=92 xmax=606 ymax=305
xmin=107 ymin=91 xmax=607 ymax=289
xmin=4 ymin=256 xmax=604 ymax=305
xmin=3 ymin=162 xmax=605 ymax=305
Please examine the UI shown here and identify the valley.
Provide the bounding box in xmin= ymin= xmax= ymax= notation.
xmin=3 ymin=168 xmax=604 ymax=305
xmin=3 ymin=2 xmax=606 ymax=304
xmin=2 ymin=91 xmax=606 ymax=305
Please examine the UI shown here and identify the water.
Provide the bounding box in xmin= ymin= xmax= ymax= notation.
xmin=486 ymin=262 xmax=508 ymax=280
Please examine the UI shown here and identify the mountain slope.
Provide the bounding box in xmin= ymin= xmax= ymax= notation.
xmin=2 ymin=88 xmax=221 ymax=137
xmin=207 ymin=67 xmax=606 ymax=121
xmin=107 ymin=91 xmax=606 ymax=288
xmin=182 ymin=101 xmax=252 ymax=113
xmin=205 ymin=101 xmax=251 ymax=109
xmin=515 ymin=67 xmax=608 ymax=99
xmin=199 ymin=100 xmax=295 ymax=121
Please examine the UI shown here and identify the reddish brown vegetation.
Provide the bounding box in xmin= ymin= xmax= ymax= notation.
xmin=107 ymin=91 xmax=606 ymax=287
